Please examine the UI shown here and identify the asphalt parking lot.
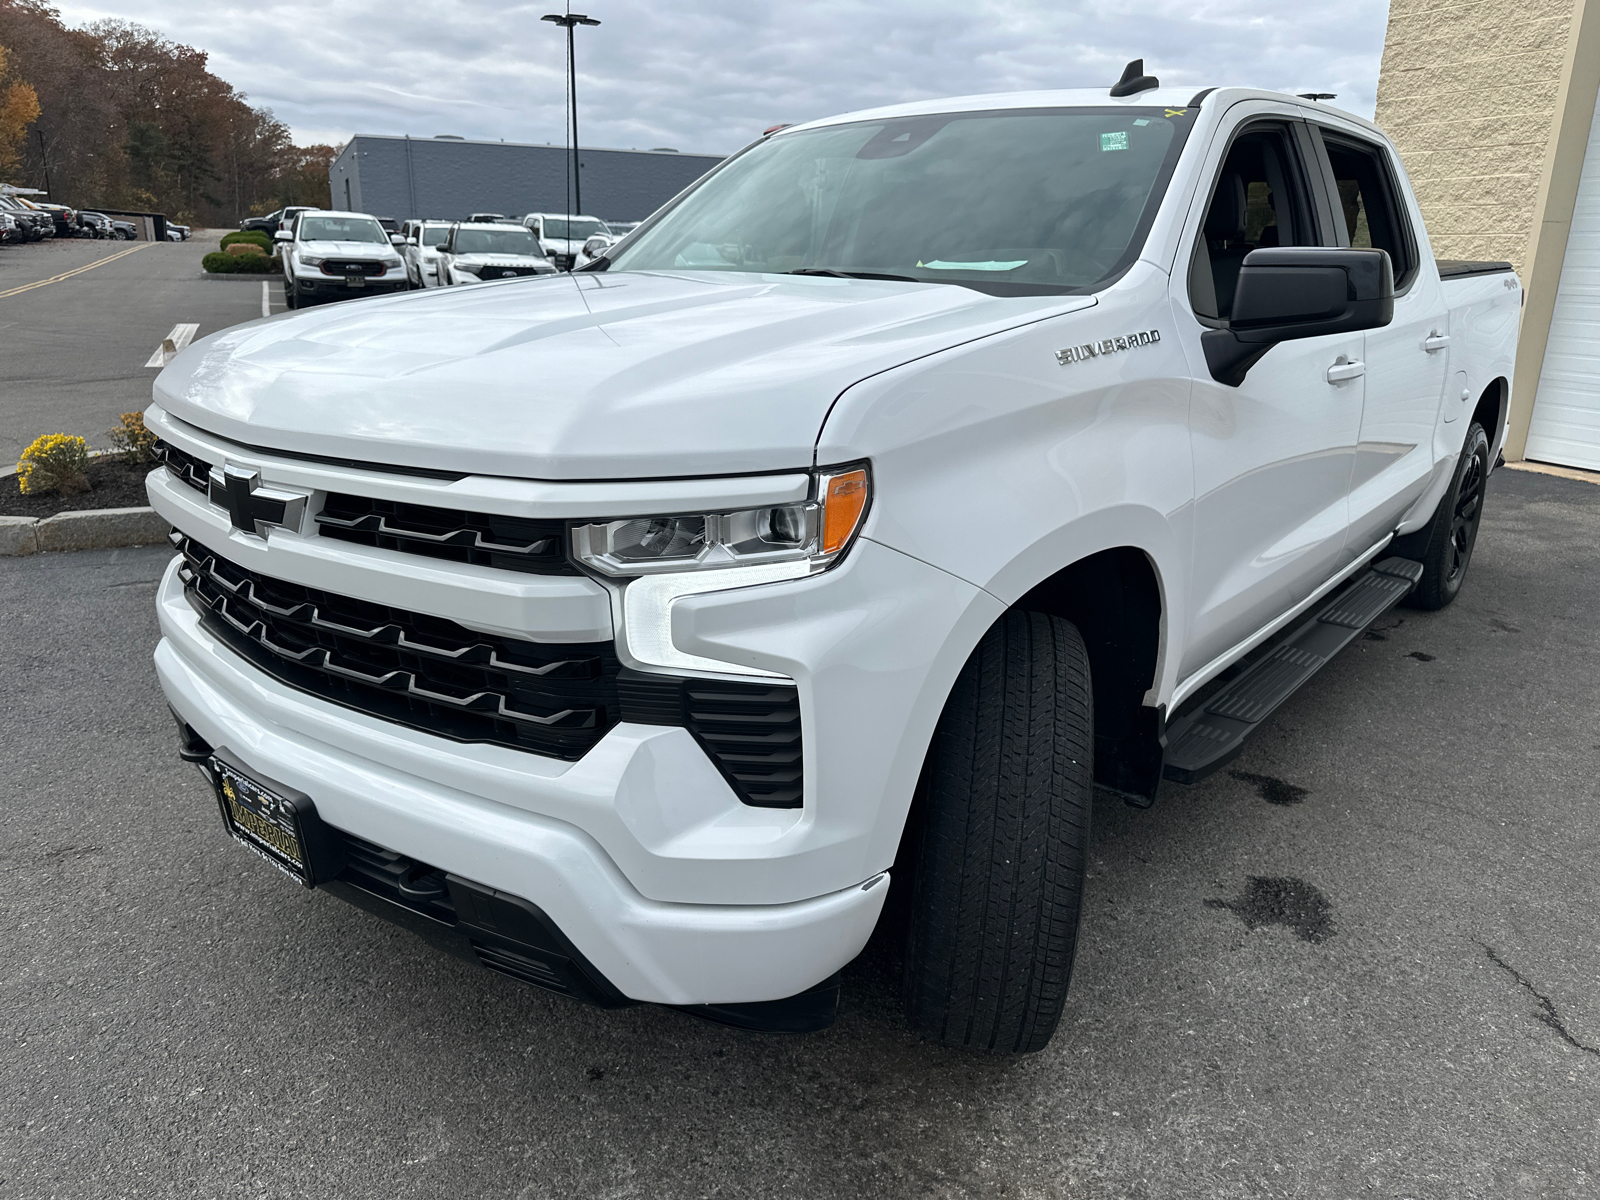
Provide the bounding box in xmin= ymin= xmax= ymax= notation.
xmin=0 ymin=231 xmax=281 ymax=466
xmin=2 ymin=464 xmax=1596 ymax=1199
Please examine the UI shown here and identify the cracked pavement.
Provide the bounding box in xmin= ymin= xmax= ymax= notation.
xmin=1 ymin=466 xmax=1597 ymax=1199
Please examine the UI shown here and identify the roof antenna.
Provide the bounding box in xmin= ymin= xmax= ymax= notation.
xmin=1298 ymin=92 xmax=1337 ymax=101
xmin=1110 ymin=59 xmax=1160 ymax=98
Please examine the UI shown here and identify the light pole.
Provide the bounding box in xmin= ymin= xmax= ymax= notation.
xmin=541 ymin=11 xmax=600 ymax=221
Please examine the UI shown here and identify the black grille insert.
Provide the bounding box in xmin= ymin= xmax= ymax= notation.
xmin=178 ymin=534 xmax=620 ymax=759
xmin=617 ymin=669 xmax=803 ymax=807
xmin=154 ymin=440 xmax=211 ymax=495
xmin=316 ymin=493 xmax=574 ymax=575
xmin=337 ymin=830 xmax=456 ymax=923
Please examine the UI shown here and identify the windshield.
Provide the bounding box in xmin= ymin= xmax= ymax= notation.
xmin=606 ymin=108 xmax=1192 ymax=292
xmin=299 ymin=216 xmax=388 ymax=244
xmin=421 ymin=225 xmax=450 ymax=247
xmin=539 ymin=217 xmax=607 ymax=241
xmin=453 ymin=228 xmax=543 ymax=255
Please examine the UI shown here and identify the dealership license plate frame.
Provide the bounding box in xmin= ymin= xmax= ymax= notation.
xmin=209 ymin=748 xmax=340 ymax=888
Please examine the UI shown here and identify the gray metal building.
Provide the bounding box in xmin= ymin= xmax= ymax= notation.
xmin=328 ymin=135 xmax=726 ymax=225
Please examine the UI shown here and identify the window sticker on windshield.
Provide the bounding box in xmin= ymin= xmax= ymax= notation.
xmin=1133 ymin=119 xmax=1151 ymax=126
xmin=1100 ymin=132 xmax=1129 ymax=152
xmin=916 ymin=259 xmax=1028 ymax=272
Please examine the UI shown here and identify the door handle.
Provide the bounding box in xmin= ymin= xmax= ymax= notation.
xmin=1423 ymin=332 xmax=1451 ymax=352
xmin=1326 ymin=356 xmax=1366 ymax=383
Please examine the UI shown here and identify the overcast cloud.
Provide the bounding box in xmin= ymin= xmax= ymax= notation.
xmin=58 ymin=0 xmax=1390 ymax=154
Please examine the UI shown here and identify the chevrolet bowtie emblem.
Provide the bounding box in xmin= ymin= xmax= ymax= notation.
xmin=208 ymin=464 xmax=308 ymax=538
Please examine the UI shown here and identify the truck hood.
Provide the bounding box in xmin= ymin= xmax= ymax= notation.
xmin=154 ymin=270 xmax=1095 ymax=479
xmin=454 ymin=253 xmax=555 ymax=270
xmin=298 ymin=239 xmax=399 ymax=260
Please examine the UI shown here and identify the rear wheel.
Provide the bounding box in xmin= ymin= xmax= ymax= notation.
xmin=902 ymin=610 xmax=1093 ymax=1053
xmin=1400 ymin=422 xmax=1489 ymax=610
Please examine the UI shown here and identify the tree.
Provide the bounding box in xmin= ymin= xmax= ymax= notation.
xmin=0 ymin=43 xmax=40 ymax=174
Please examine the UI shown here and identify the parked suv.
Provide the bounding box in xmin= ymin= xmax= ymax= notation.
xmin=400 ymin=219 xmax=452 ymax=288
xmin=435 ymin=222 xmax=556 ymax=285
xmin=522 ymin=213 xmax=609 ymax=269
xmin=147 ymin=81 xmax=1519 ymax=1051
xmin=276 ymin=210 xmax=407 ymax=307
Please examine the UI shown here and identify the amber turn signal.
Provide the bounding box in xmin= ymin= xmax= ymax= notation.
xmin=820 ymin=467 xmax=870 ymax=556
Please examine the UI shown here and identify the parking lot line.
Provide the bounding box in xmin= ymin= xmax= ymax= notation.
xmin=0 ymin=243 xmax=149 ymax=299
xmin=260 ymin=282 xmax=270 ymax=319
xmin=144 ymin=323 xmax=200 ymax=369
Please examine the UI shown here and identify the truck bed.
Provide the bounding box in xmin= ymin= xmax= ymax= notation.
xmin=1436 ymin=259 xmax=1515 ymax=279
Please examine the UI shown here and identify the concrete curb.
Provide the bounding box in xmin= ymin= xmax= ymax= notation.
xmin=201 ymin=271 xmax=280 ymax=280
xmin=0 ymin=507 xmax=168 ymax=556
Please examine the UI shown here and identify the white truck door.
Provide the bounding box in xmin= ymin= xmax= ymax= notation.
xmin=1313 ymin=126 xmax=1451 ymax=549
xmin=1174 ymin=118 xmax=1363 ymax=680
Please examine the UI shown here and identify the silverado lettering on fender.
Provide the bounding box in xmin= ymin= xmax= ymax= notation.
xmin=146 ymin=80 xmax=1520 ymax=1052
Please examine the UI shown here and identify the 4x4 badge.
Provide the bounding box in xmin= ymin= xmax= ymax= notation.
xmin=1056 ymin=329 xmax=1160 ymax=366
xmin=208 ymin=464 xmax=307 ymax=538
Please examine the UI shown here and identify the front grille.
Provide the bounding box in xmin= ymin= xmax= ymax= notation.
xmin=155 ymin=440 xmax=210 ymax=495
xmin=475 ymin=266 xmax=544 ymax=279
xmin=320 ymin=258 xmax=388 ymax=276
xmin=178 ymin=533 xmax=621 ymax=759
xmin=316 ymin=493 xmax=574 ymax=575
xmin=154 ymin=441 xmax=576 ymax=575
xmin=617 ymin=670 xmax=803 ymax=807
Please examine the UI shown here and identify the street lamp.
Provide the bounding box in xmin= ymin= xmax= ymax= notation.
xmin=542 ymin=11 xmax=601 ymax=222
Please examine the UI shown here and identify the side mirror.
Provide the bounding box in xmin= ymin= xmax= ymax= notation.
xmin=273 ymin=229 xmax=293 ymax=242
xmin=1202 ymin=247 xmax=1394 ymax=386
xmin=406 ymin=237 xmax=418 ymax=246
xmin=389 ymin=233 xmax=404 ymax=245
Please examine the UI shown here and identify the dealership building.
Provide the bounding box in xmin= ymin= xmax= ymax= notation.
xmin=328 ymin=135 xmax=725 ymax=228
xmin=1377 ymin=0 xmax=1600 ymax=469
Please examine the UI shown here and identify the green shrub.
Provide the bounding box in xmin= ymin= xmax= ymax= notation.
xmin=220 ymin=230 xmax=272 ymax=252
xmin=17 ymin=434 xmax=90 ymax=496
xmin=202 ymin=251 xmax=280 ymax=274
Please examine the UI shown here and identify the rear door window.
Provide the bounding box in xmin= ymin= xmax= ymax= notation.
xmin=1316 ymin=131 xmax=1418 ymax=287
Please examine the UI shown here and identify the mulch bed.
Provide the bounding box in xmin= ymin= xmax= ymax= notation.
xmin=1 ymin=455 xmax=157 ymax=519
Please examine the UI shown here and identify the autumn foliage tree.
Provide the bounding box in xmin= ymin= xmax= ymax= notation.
xmin=0 ymin=43 xmax=39 ymax=174
xmin=0 ymin=0 xmax=331 ymax=224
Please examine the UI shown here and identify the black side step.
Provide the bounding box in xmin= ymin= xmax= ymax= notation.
xmin=1163 ymin=557 xmax=1424 ymax=784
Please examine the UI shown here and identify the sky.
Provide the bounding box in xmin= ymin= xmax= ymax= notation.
xmin=58 ymin=0 xmax=1392 ymax=155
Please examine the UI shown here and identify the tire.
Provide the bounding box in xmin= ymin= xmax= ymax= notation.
xmin=902 ymin=610 xmax=1093 ymax=1053
xmin=282 ymin=277 xmax=298 ymax=310
xmin=1398 ymin=422 xmax=1490 ymax=611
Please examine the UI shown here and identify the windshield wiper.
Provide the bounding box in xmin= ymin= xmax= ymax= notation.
xmin=785 ymin=268 xmax=928 ymax=283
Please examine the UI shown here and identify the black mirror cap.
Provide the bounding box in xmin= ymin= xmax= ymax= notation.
xmin=1201 ymin=248 xmax=1394 ymax=387
xmin=1231 ymin=247 xmax=1394 ymax=342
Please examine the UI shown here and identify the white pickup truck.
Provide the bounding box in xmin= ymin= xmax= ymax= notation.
xmin=145 ymin=73 xmax=1520 ymax=1052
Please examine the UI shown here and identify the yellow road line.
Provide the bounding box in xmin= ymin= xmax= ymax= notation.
xmin=0 ymin=242 xmax=151 ymax=299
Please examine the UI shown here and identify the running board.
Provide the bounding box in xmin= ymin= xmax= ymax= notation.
xmin=1163 ymin=557 xmax=1425 ymax=784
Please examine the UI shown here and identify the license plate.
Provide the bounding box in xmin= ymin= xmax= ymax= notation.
xmin=211 ymin=752 xmax=317 ymax=886
xmin=345 ymin=273 xmax=365 ymax=288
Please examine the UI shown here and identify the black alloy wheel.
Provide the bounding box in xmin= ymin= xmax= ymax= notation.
xmin=1400 ymin=422 xmax=1490 ymax=610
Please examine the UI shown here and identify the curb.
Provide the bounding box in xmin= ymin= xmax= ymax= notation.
xmin=0 ymin=507 xmax=169 ymax=556
xmin=202 ymin=271 xmax=281 ymax=280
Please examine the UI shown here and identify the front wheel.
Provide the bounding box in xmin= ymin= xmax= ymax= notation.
xmin=902 ymin=610 xmax=1093 ymax=1053
xmin=1399 ymin=422 xmax=1489 ymax=610
xmin=282 ymin=277 xmax=298 ymax=310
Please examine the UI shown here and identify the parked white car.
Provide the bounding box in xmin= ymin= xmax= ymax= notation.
xmin=275 ymin=211 xmax=407 ymax=308
xmin=400 ymin=219 xmax=452 ymax=288
xmin=436 ymin=222 xmax=558 ymax=285
xmin=522 ymin=213 xmax=610 ymax=270
xmin=147 ymin=78 xmax=1519 ymax=1051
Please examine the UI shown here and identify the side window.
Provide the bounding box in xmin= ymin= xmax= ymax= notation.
xmin=1189 ymin=125 xmax=1319 ymax=321
xmin=1319 ymin=133 xmax=1416 ymax=287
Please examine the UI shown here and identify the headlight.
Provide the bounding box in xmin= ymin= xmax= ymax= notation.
xmin=295 ymin=253 xmax=324 ymax=268
xmin=571 ymin=465 xmax=870 ymax=578
xmin=452 ymin=262 xmax=480 ymax=276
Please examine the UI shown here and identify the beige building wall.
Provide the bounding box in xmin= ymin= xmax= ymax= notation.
xmin=1375 ymin=0 xmax=1579 ymax=274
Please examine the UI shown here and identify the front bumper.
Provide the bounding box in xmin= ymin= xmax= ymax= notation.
xmin=156 ymin=556 xmax=889 ymax=1005
xmin=295 ymin=275 xmax=406 ymax=299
